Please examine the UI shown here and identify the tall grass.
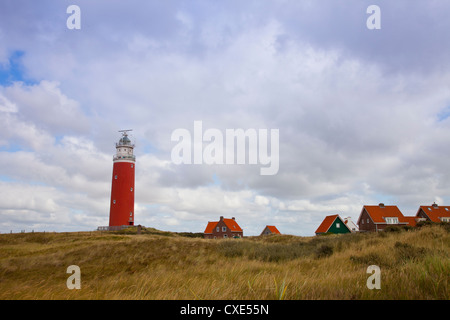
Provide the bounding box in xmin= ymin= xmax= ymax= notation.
xmin=0 ymin=224 xmax=448 ymax=299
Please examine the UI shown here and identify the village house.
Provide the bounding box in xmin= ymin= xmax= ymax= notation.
xmin=315 ymin=214 xmax=351 ymax=235
xmin=415 ymin=203 xmax=450 ymax=223
xmin=260 ymin=225 xmax=281 ymax=236
xmin=357 ymin=203 xmax=417 ymax=232
xmin=203 ymin=216 xmax=243 ymax=239
xmin=343 ymin=216 xmax=359 ymax=232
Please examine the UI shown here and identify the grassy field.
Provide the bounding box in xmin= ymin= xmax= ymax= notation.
xmin=0 ymin=224 xmax=448 ymax=300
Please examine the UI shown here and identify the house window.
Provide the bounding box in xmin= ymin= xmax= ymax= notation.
xmin=336 ymin=223 xmax=340 ymax=228
xmin=223 ymin=234 xmax=228 ymax=238
xmin=222 ymin=227 xmax=227 ymax=232
xmin=385 ymin=217 xmax=399 ymax=224
xmin=216 ymin=227 xmax=219 ymax=232
xmin=362 ymin=220 xmax=364 ymax=224
xmin=367 ymin=219 xmax=369 ymax=223
xmin=441 ymin=217 xmax=450 ymax=222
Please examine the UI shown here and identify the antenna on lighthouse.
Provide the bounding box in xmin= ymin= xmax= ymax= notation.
xmin=118 ymin=129 xmax=133 ymax=135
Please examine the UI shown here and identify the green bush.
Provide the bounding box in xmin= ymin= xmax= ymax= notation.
xmin=384 ymin=225 xmax=413 ymax=233
xmin=394 ymin=241 xmax=427 ymax=263
xmin=315 ymin=244 xmax=333 ymax=259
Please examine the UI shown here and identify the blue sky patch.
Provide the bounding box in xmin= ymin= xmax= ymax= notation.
xmin=0 ymin=50 xmax=36 ymax=86
xmin=437 ymin=106 xmax=450 ymax=122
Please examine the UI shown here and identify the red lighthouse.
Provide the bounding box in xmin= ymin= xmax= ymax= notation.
xmin=109 ymin=130 xmax=135 ymax=228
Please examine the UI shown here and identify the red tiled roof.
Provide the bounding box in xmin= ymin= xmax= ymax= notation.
xmin=223 ymin=218 xmax=243 ymax=232
xmin=266 ymin=226 xmax=280 ymax=234
xmin=402 ymin=216 xmax=417 ymax=227
xmin=204 ymin=221 xmax=218 ymax=234
xmin=358 ymin=205 xmax=417 ymax=226
xmin=361 ymin=205 xmax=405 ymax=223
xmin=358 ymin=205 xmax=410 ymax=224
xmin=417 ymin=205 xmax=450 ymax=223
xmin=315 ymin=214 xmax=339 ymax=234
xmin=204 ymin=218 xmax=243 ymax=233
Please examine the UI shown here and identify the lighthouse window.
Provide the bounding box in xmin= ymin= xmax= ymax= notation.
xmin=114 ymin=175 xmax=117 ymax=179
xmin=131 ymin=164 xmax=134 ymax=168
xmin=130 ymin=212 xmax=133 ymax=216
xmin=113 ymin=200 xmax=116 ymax=204
xmin=130 ymin=187 xmax=133 ymax=191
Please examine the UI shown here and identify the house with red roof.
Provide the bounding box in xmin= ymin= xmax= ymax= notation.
xmin=315 ymin=214 xmax=351 ymax=235
xmin=204 ymin=216 xmax=243 ymax=239
xmin=357 ymin=203 xmax=417 ymax=232
xmin=343 ymin=216 xmax=359 ymax=232
xmin=260 ymin=225 xmax=281 ymax=236
xmin=416 ymin=203 xmax=450 ymax=223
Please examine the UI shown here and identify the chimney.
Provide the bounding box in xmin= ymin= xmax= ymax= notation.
xmin=379 ymin=203 xmax=385 ymax=208
xmin=232 ymin=217 xmax=235 ymax=220
xmin=220 ymin=216 xmax=224 ymax=221
xmin=432 ymin=202 xmax=438 ymax=208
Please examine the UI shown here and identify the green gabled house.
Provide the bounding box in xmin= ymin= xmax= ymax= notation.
xmin=315 ymin=214 xmax=351 ymax=235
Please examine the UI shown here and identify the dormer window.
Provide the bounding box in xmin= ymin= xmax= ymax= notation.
xmin=385 ymin=217 xmax=398 ymax=224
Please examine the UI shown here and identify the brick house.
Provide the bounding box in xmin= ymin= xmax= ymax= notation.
xmin=260 ymin=225 xmax=281 ymax=236
xmin=204 ymin=216 xmax=243 ymax=239
xmin=416 ymin=203 xmax=450 ymax=223
xmin=357 ymin=203 xmax=416 ymax=232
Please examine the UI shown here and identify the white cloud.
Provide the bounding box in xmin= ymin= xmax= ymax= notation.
xmin=3 ymin=81 xmax=89 ymax=135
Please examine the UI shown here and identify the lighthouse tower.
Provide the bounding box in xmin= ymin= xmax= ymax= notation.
xmin=109 ymin=130 xmax=135 ymax=228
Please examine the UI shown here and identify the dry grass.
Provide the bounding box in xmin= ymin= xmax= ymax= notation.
xmin=0 ymin=224 xmax=448 ymax=300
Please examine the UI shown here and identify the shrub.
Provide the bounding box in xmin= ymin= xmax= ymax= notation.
xmin=384 ymin=225 xmax=413 ymax=233
xmin=394 ymin=241 xmax=427 ymax=263
xmin=350 ymin=252 xmax=386 ymax=266
xmin=315 ymin=244 xmax=333 ymax=259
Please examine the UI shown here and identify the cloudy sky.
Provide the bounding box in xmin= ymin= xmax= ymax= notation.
xmin=0 ymin=0 xmax=449 ymax=236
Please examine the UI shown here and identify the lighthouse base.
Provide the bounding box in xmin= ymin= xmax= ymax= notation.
xmin=97 ymin=225 xmax=132 ymax=231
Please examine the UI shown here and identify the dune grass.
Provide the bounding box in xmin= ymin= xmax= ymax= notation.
xmin=0 ymin=224 xmax=448 ymax=299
